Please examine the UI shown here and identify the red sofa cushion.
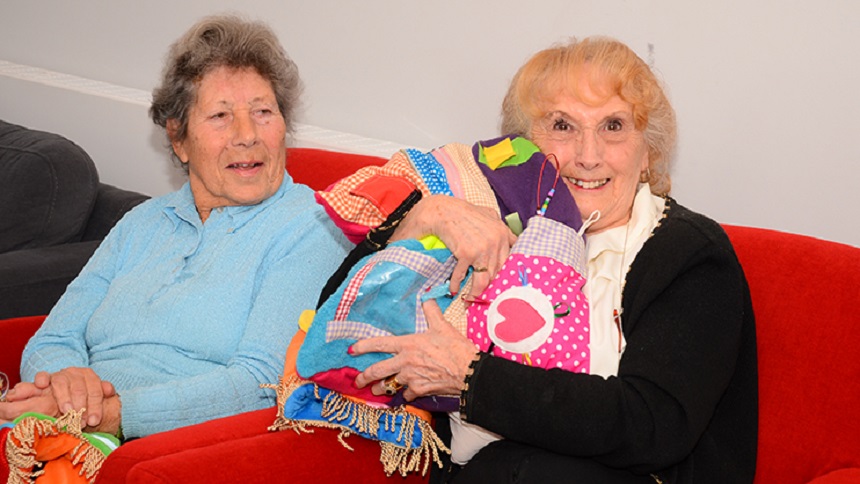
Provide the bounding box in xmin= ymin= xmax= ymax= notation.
xmin=725 ymin=225 xmax=860 ymax=483
xmin=807 ymin=469 xmax=860 ymax=484
xmin=101 ymin=406 xmax=428 ymax=483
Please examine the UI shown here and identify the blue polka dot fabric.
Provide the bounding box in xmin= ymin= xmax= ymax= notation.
xmin=404 ymin=148 xmax=454 ymax=196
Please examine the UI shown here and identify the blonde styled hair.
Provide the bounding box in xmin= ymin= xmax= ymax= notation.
xmin=501 ymin=37 xmax=676 ymax=195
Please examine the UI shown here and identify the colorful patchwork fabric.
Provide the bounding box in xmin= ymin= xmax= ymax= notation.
xmin=467 ymin=216 xmax=590 ymax=372
xmin=274 ymin=136 xmax=592 ymax=475
xmin=404 ymin=148 xmax=454 ymax=196
xmin=296 ymin=239 xmax=462 ymax=410
xmin=267 ymin=314 xmax=448 ymax=477
xmin=3 ymin=411 xmax=120 ymax=484
xmin=474 ymin=136 xmax=583 ymax=232
xmin=315 ymin=153 xmax=429 ymax=243
xmin=315 ymin=144 xmax=500 ymax=245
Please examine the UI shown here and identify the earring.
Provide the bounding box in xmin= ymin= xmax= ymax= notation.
xmin=639 ymin=167 xmax=651 ymax=183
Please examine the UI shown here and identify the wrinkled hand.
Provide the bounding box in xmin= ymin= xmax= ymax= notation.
xmin=352 ymin=300 xmax=479 ymax=401
xmin=30 ymin=369 xmax=116 ymax=427
xmin=392 ymin=194 xmax=516 ymax=300
xmin=0 ymin=385 xmax=59 ymax=424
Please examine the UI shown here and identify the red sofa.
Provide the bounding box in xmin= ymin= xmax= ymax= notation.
xmin=2 ymin=148 xmax=859 ymax=483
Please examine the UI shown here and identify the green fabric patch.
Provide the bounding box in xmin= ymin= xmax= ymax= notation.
xmin=478 ymin=137 xmax=541 ymax=170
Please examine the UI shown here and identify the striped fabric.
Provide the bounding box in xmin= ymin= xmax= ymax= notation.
xmin=438 ymin=144 xmax=499 ymax=211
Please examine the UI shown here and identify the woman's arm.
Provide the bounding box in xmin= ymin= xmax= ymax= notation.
xmin=460 ymin=224 xmax=750 ymax=472
xmin=391 ymin=194 xmax=516 ymax=299
xmin=317 ymin=147 xmax=516 ymax=300
xmin=18 ymin=214 xmax=132 ymax=426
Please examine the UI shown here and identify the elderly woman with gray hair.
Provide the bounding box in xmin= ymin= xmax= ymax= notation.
xmin=0 ymin=15 xmax=348 ymax=439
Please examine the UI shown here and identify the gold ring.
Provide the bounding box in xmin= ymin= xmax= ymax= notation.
xmin=472 ymin=266 xmax=489 ymax=273
xmin=382 ymin=375 xmax=404 ymax=396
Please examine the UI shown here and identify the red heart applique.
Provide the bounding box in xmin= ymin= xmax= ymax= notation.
xmin=494 ymin=298 xmax=546 ymax=343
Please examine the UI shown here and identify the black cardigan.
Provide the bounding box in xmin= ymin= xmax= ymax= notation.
xmin=459 ymin=200 xmax=758 ymax=483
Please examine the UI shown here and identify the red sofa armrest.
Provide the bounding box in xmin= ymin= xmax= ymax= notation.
xmin=0 ymin=315 xmax=46 ymax=388
xmin=723 ymin=225 xmax=860 ymax=483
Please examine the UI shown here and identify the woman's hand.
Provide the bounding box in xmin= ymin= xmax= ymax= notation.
xmin=85 ymin=393 xmax=122 ymax=436
xmin=0 ymin=385 xmax=59 ymax=423
xmin=392 ymin=194 xmax=516 ymax=300
xmin=0 ymin=387 xmax=121 ymax=435
xmin=32 ymin=368 xmax=116 ymax=427
xmin=352 ymin=300 xmax=479 ymax=400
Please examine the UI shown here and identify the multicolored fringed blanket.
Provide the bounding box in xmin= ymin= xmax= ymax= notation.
xmin=268 ymin=136 xmax=592 ymax=475
xmin=1 ymin=411 xmax=120 ymax=484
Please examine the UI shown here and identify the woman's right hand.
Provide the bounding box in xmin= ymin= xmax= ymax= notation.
xmin=352 ymin=299 xmax=479 ymax=400
xmin=392 ymin=194 xmax=516 ymax=299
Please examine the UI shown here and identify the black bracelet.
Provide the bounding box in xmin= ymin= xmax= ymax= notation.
xmin=459 ymin=352 xmax=485 ymax=422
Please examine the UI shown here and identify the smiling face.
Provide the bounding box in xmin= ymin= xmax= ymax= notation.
xmin=171 ymin=66 xmax=286 ymax=221
xmin=530 ymin=80 xmax=649 ymax=235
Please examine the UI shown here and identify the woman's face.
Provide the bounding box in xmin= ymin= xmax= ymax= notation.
xmin=172 ymin=66 xmax=286 ymax=217
xmin=530 ymin=82 xmax=649 ymax=235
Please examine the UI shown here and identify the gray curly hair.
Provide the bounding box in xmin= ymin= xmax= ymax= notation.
xmin=150 ymin=14 xmax=302 ymax=167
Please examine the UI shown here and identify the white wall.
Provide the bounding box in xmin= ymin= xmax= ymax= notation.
xmin=1 ymin=1 xmax=858 ymax=247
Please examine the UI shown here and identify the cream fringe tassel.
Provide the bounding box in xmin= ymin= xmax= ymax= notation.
xmin=5 ymin=409 xmax=105 ymax=484
xmin=264 ymin=374 xmax=449 ymax=477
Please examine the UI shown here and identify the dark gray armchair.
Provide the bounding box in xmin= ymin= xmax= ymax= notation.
xmin=0 ymin=120 xmax=149 ymax=319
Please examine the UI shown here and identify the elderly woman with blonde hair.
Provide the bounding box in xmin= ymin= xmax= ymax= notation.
xmin=349 ymin=37 xmax=757 ymax=483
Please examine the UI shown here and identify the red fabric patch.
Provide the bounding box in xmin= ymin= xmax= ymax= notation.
xmin=350 ymin=175 xmax=416 ymax=219
xmin=315 ymin=192 xmax=371 ymax=244
xmin=286 ymin=148 xmax=386 ymax=191
xmin=308 ymin=367 xmax=391 ymax=405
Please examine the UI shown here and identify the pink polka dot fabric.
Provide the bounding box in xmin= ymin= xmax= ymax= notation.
xmin=467 ymin=218 xmax=590 ymax=373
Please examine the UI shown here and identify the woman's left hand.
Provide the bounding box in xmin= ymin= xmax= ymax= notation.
xmin=352 ymin=300 xmax=479 ymax=400
xmin=0 ymin=385 xmax=59 ymax=423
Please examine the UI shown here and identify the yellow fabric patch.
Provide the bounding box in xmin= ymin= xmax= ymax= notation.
xmin=298 ymin=309 xmax=316 ymax=332
xmin=482 ymin=137 xmax=516 ymax=170
xmin=418 ymin=235 xmax=447 ymax=250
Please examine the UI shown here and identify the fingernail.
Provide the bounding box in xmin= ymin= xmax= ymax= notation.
xmin=88 ymin=415 xmax=99 ymax=427
xmin=347 ymin=345 xmax=354 ymax=355
xmin=7 ymin=389 xmax=15 ymax=397
xmin=62 ymin=403 xmax=73 ymax=414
